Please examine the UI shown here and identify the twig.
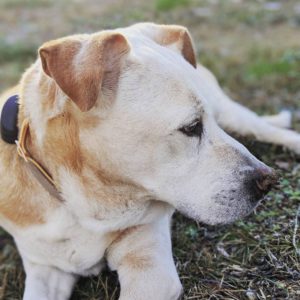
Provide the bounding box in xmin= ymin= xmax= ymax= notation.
xmin=292 ymin=205 xmax=300 ymax=256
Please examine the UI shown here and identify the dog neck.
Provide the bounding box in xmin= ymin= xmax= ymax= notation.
xmin=0 ymin=93 xmax=63 ymax=201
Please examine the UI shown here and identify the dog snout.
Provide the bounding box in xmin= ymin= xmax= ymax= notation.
xmin=246 ymin=167 xmax=278 ymax=204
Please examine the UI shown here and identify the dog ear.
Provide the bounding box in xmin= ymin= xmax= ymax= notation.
xmin=132 ymin=23 xmax=196 ymax=68
xmin=39 ymin=32 xmax=130 ymax=112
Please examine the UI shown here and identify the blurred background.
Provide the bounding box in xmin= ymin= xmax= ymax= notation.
xmin=0 ymin=0 xmax=300 ymax=299
xmin=1 ymin=0 xmax=300 ymax=114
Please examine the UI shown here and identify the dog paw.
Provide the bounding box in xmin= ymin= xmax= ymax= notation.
xmin=278 ymin=110 xmax=292 ymax=128
xmin=264 ymin=110 xmax=292 ymax=129
xmin=286 ymin=133 xmax=300 ymax=155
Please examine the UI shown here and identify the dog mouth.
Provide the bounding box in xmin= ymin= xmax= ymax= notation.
xmin=176 ymin=189 xmax=267 ymax=226
xmin=208 ymin=187 xmax=270 ymax=225
xmin=206 ymin=172 xmax=277 ymax=225
xmin=212 ymin=200 xmax=260 ymax=225
xmin=174 ymin=167 xmax=277 ymax=225
xmin=176 ymin=201 xmax=249 ymax=226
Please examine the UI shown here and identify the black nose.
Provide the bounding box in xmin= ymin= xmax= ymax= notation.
xmin=248 ymin=167 xmax=278 ymax=203
xmin=255 ymin=167 xmax=278 ymax=193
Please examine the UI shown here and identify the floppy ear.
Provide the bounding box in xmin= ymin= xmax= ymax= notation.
xmin=39 ymin=32 xmax=130 ymax=112
xmin=132 ymin=23 xmax=196 ymax=68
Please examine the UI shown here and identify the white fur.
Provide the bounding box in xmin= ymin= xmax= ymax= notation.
xmin=23 ymin=259 xmax=77 ymax=300
xmin=262 ymin=111 xmax=292 ymax=128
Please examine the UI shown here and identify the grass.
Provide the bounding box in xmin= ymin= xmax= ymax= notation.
xmin=172 ymin=141 xmax=300 ymax=299
xmin=0 ymin=0 xmax=300 ymax=299
xmin=155 ymin=0 xmax=190 ymax=12
xmin=245 ymin=49 xmax=300 ymax=81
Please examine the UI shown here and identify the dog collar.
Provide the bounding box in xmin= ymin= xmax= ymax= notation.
xmin=1 ymin=95 xmax=63 ymax=202
xmin=1 ymin=95 xmax=19 ymax=144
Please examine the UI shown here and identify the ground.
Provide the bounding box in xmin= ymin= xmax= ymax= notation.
xmin=0 ymin=0 xmax=299 ymax=299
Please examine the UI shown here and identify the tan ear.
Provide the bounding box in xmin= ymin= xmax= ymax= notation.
xmin=39 ymin=32 xmax=130 ymax=112
xmin=132 ymin=23 xmax=197 ymax=68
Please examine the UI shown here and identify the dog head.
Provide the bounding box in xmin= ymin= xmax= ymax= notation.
xmin=24 ymin=23 xmax=276 ymax=225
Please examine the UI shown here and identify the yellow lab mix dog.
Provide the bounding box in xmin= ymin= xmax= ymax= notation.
xmin=2 ymin=22 xmax=300 ymax=300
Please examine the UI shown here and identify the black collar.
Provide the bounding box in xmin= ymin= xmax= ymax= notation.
xmin=1 ymin=95 xmax=19 ymax=144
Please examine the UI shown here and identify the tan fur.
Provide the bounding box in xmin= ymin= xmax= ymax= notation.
xmin=159 ymin=25 xmax=196 ymax=68
xmin=110 ymin=226 xmax=143 ymax=245
xmin=78 ymin=163 xmax=148 ymax=211
xmin=0 ymin=142 xmax=45 ymax=226
xmin=108 ymin=225 xmax=154 ymax=270
xmin=0 ymin=32 xmax=151 ymax=227
xmin=44 ymin=109 xmax=83 ymax=175
xmin=140 ymin=24 xmax=197 ymax=68
xmin=122 ymin=251 xmax=153 ymax=270
xmin=39 ymin=32 xmax=130 ymax=112
xmin=180 ymin=30 xmax=197 ymax=69
xmin=0 ymin=87 xmax=49 ymax=226
xmin=0 ymin=28 xmax=149 ymax=229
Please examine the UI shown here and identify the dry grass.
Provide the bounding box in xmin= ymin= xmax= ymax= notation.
xmin=0 ymin=0 xmax=300 ymax=299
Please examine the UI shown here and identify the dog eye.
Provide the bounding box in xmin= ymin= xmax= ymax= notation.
xmin=179 ymin=119 xmax=203 ymax=137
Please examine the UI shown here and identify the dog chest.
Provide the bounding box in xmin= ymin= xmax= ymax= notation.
xmin=14 ymin=211 xmax=111 ymax=276
xmin=13 ymin=200 xmax=161 ymax=276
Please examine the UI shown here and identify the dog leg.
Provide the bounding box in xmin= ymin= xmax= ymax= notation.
xmin=261 ymin=111 xmax=292 ymax=128
xmin=196 ymin=65 xmax=300 ymax=154
xmin=215 ymin=97 xmax=300 ymax=154
xmin=107 ymin=212 xmax=182 ymax=300
xmin=22 ymin=259 xmax=77 ymax=300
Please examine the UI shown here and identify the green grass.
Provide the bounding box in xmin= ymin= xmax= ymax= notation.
xmin=0 ymin=0 xmax=300 ymax=299
xmin=245 ymin=50 xmax=300 ymax=80
xmin=155 ymin=0 xmax=190 ymax=12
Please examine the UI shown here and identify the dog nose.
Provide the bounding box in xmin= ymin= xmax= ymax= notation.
xmin=245 ymin=166 xmax=278 ymax=205
xmin=255 ymin=167 xmax=278 ymax=194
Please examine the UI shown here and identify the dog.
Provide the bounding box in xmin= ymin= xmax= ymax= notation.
xmin=1 ymin=22 xmax=298 ymax=300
